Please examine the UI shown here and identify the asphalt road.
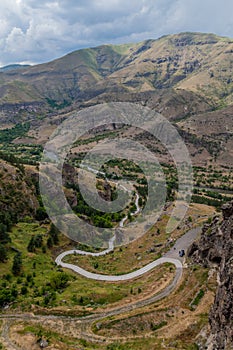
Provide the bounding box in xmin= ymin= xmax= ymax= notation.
xmin=55 ymin=227 xmax=201 ymax=281
xmin=55 ymin=255 xmax=182 ymax=281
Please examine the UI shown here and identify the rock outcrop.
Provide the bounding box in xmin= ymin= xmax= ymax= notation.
xmin=188 ymin=202 xmax=233 ymax=349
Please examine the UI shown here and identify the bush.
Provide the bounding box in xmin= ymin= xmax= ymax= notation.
xmin=0 ymin=244 xmax=8 ymax=262
xmin=50 ymin=273 xmax=70 ymax=290
xmin=35 ymin=207 xmax=48 ymax=221
xmin=21 ymin=286 xmax=28 ymax=295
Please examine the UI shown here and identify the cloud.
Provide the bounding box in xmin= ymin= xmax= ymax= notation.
xmin=0 ymin=0 xmax=233 ymax=66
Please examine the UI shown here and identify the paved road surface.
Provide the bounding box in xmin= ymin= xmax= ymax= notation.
xmin=55 ymin=227 xmax=201 ymax=281
xmin=55 ymin=255 xmax=182 ymax=281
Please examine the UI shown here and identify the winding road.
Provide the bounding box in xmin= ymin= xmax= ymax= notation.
xmin=0 ymin=226 xmax=202 ymax=349
xmin=0 ymin=165 xmax=204 ymax=348
xmin=55 ymin=168 xmax=201 ymax=283
xmin=55 ymin=255 xmax=183 ymax=282
xmin=55 ymin=227 xmax=201 ymax=282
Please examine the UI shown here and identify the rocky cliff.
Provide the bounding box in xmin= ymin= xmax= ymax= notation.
xmin=188 ymin=202 xmax=233 ymax=349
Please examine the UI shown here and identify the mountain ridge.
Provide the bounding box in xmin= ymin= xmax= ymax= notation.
xmin=1 ymin=32 xmax=233 ymax=109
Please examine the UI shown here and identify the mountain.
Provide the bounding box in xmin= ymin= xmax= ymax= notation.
xmin=0 ymin=32 xmax=233 ymax=167
xmin=0 ymin=32 xmax=233 ymax=109
xmin=0 ymin=64 xmax=31 ymax=72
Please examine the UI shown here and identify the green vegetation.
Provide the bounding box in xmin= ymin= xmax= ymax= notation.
xmin=46 ymin=98 xmax=71 ymax=110
xmin=73 ymin=130 xmax=119 ymax=147
xmin=191 ymin=194 xmax=232 ymax=209
xmin=0 ymin=143 xmax=43 ymax=165
xmin=0 ymin=123 xmax=30 ymax=143
xmin=50 ymin=272 xmax=70 ymax=290
xmin=0 ymin=222 xmax=173 ymax=311
xmin=12 ymin=252 xmax=23 ymax=276
xmin=18 ymin=323 xmax=99 ymax=350
xmin=106 ymin=344 xmax=128 ymax=350
xmin=0 ymin=244 xmax=7 ymax=262
xmin=150 ymin=320 xmax=168 ymax=331
xmin=194 ymin=165 xmax=233 ymax=191
xmin=67 ymin=182 xmax=126 ymax=228
xmin=0 ymin=150 xmax=25 ymax=171
xmin=27 ymin=234 xmax=43 ymax=252
xmin=1 ymin=33 xmax=233 ymax=349
xmin=190 ymin=289 xmax=205 ymax=310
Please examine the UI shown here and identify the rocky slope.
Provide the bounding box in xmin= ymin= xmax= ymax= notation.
xmin=0 ymin=158 xmax=39 ymax=222
xmin=188 ymin=202 xmax=233 ymax=349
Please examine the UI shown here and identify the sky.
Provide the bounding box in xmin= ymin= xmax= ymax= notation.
xmin=0 ymin=0 xmax=233 ymax=67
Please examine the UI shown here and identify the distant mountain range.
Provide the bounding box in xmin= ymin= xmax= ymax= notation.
xmin=0 ymin=64 xmax=31 ymax=72
xmin=0 ymin=32 xmax=232 ymax=166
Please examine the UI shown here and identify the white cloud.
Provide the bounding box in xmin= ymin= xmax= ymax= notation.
xmin=0 ymin=0 xmax=233 ymax=66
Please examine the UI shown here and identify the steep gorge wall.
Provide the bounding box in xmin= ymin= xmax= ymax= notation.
xmin=188 ymin=202 xmax=233 ymax=349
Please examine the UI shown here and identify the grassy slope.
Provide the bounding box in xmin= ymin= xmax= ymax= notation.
xmin=0 ymin=222 xmax=175 ymax=313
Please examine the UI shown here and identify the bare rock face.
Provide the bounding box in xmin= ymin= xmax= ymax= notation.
xmin=187 ymin=216 xmax=223 ymax=267
xmin=209 ymin=202 xmax=233 ymax=350
xmin=188 ymin=202 xmax=233 ymax=349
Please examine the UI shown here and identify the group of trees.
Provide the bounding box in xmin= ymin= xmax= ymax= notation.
xmin=0 ymin=122 xmax=30 ymax=144
xmin=0 ymin=151 xmax=25 ymax=172
xmin=26 ymin=223 xmax=60 ymax=252
xmin=191 ymin=194 xmax=229 ymax=209
xmin=72 ymin=186 xmax=120 ymax=228
xmin=0 ymin=211 xmax=16 ymax=232
xmin=27 ymin=234 xmax=43 ymax=252
xmin=0 ymin=216 xmax=24 ymax=277
xmin=0 ymin=288 xmax=17 ymax=307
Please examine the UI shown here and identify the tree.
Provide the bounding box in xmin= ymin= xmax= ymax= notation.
xmin=12 ymin=253 xmax=22 ymax=276
xmin=11 ymin=287 xmax=18 ymax=299
xmin=34 ymin=234 xmax=43 ymax=248
xmin=94 ymin=262 xmax=99 ymax=269
xmin=0 ymin=224 xmax=11 ymax=244
xmin=138 ymin=197 xmax=143 ymax=207
xmin=49 ymin=224 xmax=59 ymax=245
xmin=47 ymin=237 xmax=53 ymax=249
xmin=35 ymin=207 xmax=48 ymax=221
xmin=0 ymin=244 xmax=7 ymax=262
xmin=21 ymin=286 xmax=28 ymax=295
xmin=27 ymin=237 xmax=36 ymax=252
